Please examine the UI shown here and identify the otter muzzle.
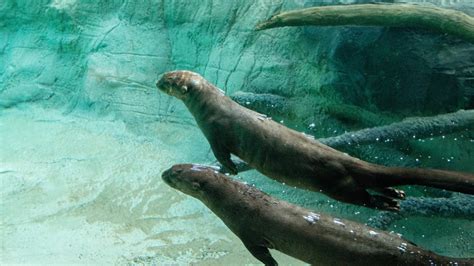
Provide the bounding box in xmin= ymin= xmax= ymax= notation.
xmin=161 ymin=167 xmax=176 ymax=186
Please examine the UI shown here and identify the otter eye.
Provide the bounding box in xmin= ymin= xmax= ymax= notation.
xmin=191 ymin=182 xmax=201 ymax=190
xmin=181 ymin=85 xmax=188 ymax=94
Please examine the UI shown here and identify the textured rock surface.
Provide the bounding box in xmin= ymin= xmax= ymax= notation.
xmin=2 ymin=0 xmax=472 ymax=121
xmin=0 ymin=107 xmax=309 ymax=264
xmin=1 ymin=0 xmax=329 ymax=121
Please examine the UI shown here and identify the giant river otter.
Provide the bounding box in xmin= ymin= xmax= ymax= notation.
xmin=162 ymin=164 xmax=474 ymax=265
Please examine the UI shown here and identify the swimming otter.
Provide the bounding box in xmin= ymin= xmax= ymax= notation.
xmin=162 ymin=164 xmax=474 ymax=265
xmin=156 ymin=70 xmax=474 ymax=210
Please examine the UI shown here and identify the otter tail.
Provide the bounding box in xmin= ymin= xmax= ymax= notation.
xmin=354 ymin=163 xmax=474 ymax=195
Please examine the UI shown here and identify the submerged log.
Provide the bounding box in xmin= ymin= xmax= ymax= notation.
xmin=368 ymin=194 xmax=474 ymax=230
xmin=230 ymin=92 xmax=474 ymax=149
xmin=230 ymin=91 xmax=393 ymax=127
xmin=256 ymin=4 xmax=474 ymax=43
xmin=230 ymin=91 xmax=291 ymax=117
xmin=319 ymin=109 xmax=474 ymax=148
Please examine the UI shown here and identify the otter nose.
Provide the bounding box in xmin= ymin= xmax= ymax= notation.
xmin=162 ymin=168 xmax=174 ymax=185
xmin=156 ymin=76 xmax=165 ymax=89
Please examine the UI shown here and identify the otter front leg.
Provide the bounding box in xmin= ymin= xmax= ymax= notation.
xmin=243 ymin=242 xmax=278 ymax=266
xmin=210 ymin=142 xmax=238 ymax=175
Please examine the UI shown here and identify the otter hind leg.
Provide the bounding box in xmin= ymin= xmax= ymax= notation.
xmin=321 ymin=175 xmax=401 ymax=210
xmin=328 ymin=185 xmax=400 ymax=211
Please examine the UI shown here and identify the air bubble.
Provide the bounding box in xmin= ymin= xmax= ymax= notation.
xmin=369 ymin=230 xmax=379 ymax=237
xmin=333 ymin=218 xmax=346 ymax=227
xmin=303 ymin=212 xmax=321 ymax=225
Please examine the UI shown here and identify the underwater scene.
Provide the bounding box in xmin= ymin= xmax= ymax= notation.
xmin=1 ymin=0 xmax=474 ymax=265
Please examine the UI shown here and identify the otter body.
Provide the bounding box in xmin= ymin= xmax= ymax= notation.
xmin=162 ymin=164 xmax=473 ymax=265
xmin=157 ymin=70 xmax=474 ymax=210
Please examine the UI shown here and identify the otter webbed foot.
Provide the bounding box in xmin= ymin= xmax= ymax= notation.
xmin=221 ymin=162 xmax=238 ymax=175
xmin=216 ymin=154 xmax=238 ymax=175
xmin=369 ymin=195 xmax=400 ymax=211
xmin=374 ymin=187 xmax=406 ymax=199
xmin=210 ymin=143 xmax=238 ymax=175
xmin=217 ymin=160 xmax=251 ymax=175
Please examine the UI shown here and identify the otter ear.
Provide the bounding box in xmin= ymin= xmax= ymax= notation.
xmin=181 ymin=85 xmax=188 ymax=94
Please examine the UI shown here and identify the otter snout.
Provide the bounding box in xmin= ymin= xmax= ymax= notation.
xmin=162 ymin=164 xmax=187 ymax=187
xmin=156 ymin=71 xmax=195 ymax=99
xmin=161 ymin=167 xmax=175 ymax=186
xmin=156 ymin=74 xmax=171 ymax=94
xmin=156 ymin=77 xmax=164 ymax=90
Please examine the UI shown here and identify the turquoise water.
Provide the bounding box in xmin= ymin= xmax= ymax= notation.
xmin=1 ymin=0 xmax=473 ymax=264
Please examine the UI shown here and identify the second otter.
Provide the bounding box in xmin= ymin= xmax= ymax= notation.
xmin=162 ymin=164 xmax=474 ymax=265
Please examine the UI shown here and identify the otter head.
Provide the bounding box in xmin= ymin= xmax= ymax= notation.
xmin=162 ymin=164 xmax=221 ymax=199
xmin=156 ymin=70 xmax=205 ymax=101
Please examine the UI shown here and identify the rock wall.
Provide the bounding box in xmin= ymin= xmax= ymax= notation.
xmin=1 ymin=0 xmax=473 ymax=124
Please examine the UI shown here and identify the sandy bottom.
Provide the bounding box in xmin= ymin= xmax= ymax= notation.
xmin=0 ymin=106 xmax=305 ymax=265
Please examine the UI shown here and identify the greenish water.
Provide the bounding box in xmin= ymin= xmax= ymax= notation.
xmin=1 ymin=0 xmax=473 ymax=265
